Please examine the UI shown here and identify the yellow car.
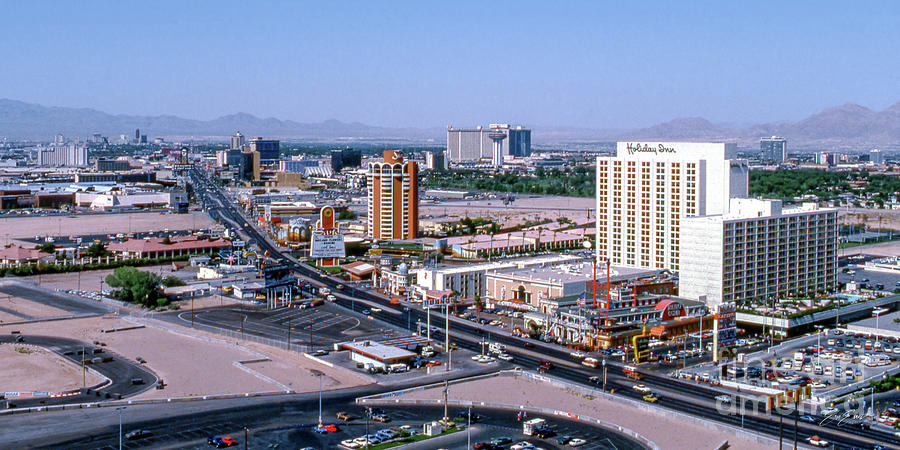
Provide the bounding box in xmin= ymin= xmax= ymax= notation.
xmin=642 ymin=394 xmax=659 ymax=403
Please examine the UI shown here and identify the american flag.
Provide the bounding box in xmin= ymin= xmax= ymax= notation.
xmin=576 ymin=293 xmax=586 ymax=307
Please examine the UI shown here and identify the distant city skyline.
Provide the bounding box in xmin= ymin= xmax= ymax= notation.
xmin=1 ymin=1 xmax=899 ymax=129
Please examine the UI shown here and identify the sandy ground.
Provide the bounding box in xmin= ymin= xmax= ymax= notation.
xmin=841 ymin=240 xmax=900 ymax=258
xmin=0 ymin=211 xmax=214 ymax=246
xmin=422 ymin=196 xmax=595 ymax=230
xmin=0 ymin=315 xmax=371 ymax=400
xmin=22 ymin=264 xmax=183 ymax=294
xmin=174 ymin=294 xmax=242 ymax=310
xmin=0 ymin=345 xmax=104 ymax=393
xmin=840 ymin=207 xmax=900 ymax=231
xmin=399 ymin=375 xmax=770 ymax=450
xmin=0 ymin=295 xmax=74 ymax=322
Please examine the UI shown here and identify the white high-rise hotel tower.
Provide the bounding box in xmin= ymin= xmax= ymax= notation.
xmin=596 ymin=142 xmax=837 ymax=308
xmin=595 ymin=142 xmax=749 ymax=272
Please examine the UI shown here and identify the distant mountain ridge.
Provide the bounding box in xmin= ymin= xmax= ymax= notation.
xmin=622 ymin=102 xmax=900 ymax=148
xmin=1 ymin=98 xmax=899 ymax=148
xmin=0 ymin=98 xmax=439 ymax=141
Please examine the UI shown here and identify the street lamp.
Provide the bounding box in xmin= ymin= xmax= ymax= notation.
xmin=317 ymin=372 xmax=323 ymax=426
xmin=116 ymin=406 xmax=126 ymax=450
xmin=814 ymin=325 xmax=824 ymax=367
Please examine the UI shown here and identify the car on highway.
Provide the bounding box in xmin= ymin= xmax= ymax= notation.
xmin=310 ymin=350 xmax=329 ymax=357
xmin=570 ymin=350 xmax=588 ymax=359
xmin=497 ymin=353 xmax=514 ymax=361
xmin=568 ymin=438 xmax=588 ymax=447
xmin=582 ymin=357 xmax=599 ymax=368
xmin=632 ymin=384 xmax=651 ymax=393
xmin=642 ymin=393 xmax=659 ymax=403
xmin=207 ymin=435 xmax=238 ymax=447
xmin=821 ymin=407 xmax=839 ymax=416
xmin=361 ymin=309 xmax=371 ymax=315
xmin=715 ymin=395 xmax=731 ymax=403
xmin=807 ymin=435 xmax=830 ymax=447
xmin=473 ymin=442 xmax=499 ymax=450
xmin=125 ymin=430 xmax=153 ymax=440
xmin=799 ymin=415 xmax=819 ymax=424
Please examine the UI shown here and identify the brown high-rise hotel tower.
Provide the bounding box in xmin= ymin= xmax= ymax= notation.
xmin=367 ymin=150 xmax=418 ymax=240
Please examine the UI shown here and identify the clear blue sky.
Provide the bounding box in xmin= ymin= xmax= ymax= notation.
xmin=2 ymin=1 xmax=898 ymax=129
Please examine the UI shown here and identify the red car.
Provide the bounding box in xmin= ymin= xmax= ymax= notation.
xmin=426 ymin=360 xmax=442 ymax=367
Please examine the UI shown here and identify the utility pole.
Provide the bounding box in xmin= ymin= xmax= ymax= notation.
xmin=81 ymin=346 xmax=85 ymax=387
xmin=243 ymin=427 xmax=248 ymax=450
xmin=287 ymin=317 xmax=291 ymax=351
xmin=467 ymin=405 xmax=472 ymax=448
xmin=602 ymin=358 xmax=607 ymax=391
xmin=445 ymin=303 xmax=451 ymax=372
xmin=443 ymin=379 xmax=449 ymax=420
xmin=191 ymin=297 xmax=194 ymax=328
xmin=317 ymin=373 xmax=323 ymax=426
xmin=793 ymin=396 xmax=799 ymax=450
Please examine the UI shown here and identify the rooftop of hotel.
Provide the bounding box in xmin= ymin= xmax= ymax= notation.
xmin=491 ymin=262 xmax=661 ymax=284
xmin=420 ymin=254 xmax=582 ymax=275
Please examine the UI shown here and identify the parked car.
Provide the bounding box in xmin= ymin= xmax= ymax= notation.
xmin=125 ymin=430 xmax=153 ymax=440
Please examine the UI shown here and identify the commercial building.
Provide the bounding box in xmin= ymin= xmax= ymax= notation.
xmin=595 ymin=142 xmax=749 ymax=272
xmin=761 ymin=136 xmax=787 ymax=163
xmin=446 ymin=124 xmax=531 ymax=162
xmin=425 ymin=151 xmax=446 ymax=171
xmin=679 ymin=199 xmax=838 ymax=308
xmin=340 ymin=340 xmax=416 ymax=371
xmin=95 ymin=158 xmax=132 ymax=171
xmin=249 ymin=137 xmax=280 ymax=161
xmin=484 ymin=261 xmax=662 ymax=313
xmin=105 ymin=236 xmax=231 ymax=259
xmin=279 ymin=159 xmax=319 ymax=173
xmin=37 ymin=143 xmax=89 ymax=167
xmin=330 ymin=147 xmax=362 ymax=172
xmin=414 ymin=254 xmax=580 ymax=300
xmin=367 ymin=150 xmax=418 ymax=240
xmin=870 ymin=148 xmax=885 ymax=165
xmin=230 ymin=131 xmax=245 ymax=150
xmin=75 ymin=190 xmax=188 ymax=211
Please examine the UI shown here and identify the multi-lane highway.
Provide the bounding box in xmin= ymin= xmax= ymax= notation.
xmin=191 ymin=168 xmax=897 ymax=449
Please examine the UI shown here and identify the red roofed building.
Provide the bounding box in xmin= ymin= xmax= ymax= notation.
xmin=0 ymin=245 xmax=55 ymax=267
xmin=105 ymin=236 xmax=231 ymax=259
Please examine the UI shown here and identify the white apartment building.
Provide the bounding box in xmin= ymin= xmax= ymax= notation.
xmin=595 ymin=142 xmax=749 ymax=271
xmin=679 ymin=199 xmax=838 ymax=307
xmin=37 ymin=143 xmax=89 ymax=167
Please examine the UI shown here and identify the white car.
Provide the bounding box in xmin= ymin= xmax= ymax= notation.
xmin=340 ymin=439 xmax=360 ymax=448
xmin=510 ymin=442 xmax=535 ymax=450
xmin=570 ymin=350 xmax=588 ymax=359
xmin=807 ymin=435 xmax=830 ymax=447
xmin=821 ymin=407 xmax=839 ymax=416
xmin=568 ymin=438 xmax=587 ymax=447
xmin=715 ymin=394 xmax=732 ymax=403
xmin=632 ymin=384 xmax=651 ymax=393
xmin=489 ymin=320 xmax=503 ymax=326
xmin=498 ymin=353 xmax=514 ymax=362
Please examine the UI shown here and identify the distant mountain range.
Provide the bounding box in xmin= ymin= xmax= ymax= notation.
xmin=1 ymin=98 xmax=899 ymax=149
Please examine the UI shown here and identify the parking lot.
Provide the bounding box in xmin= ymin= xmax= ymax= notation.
xmin=160 ymin=301 xmax=395 ymax=350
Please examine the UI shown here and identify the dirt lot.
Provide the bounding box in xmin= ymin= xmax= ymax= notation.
xmin=22 ymin=264 xmax=184 ymax=294
xmin=399 ymin=374 xmax=768 ymax=450
xmin=0 ymin=316 xmax=371 ymax=400
xmin=421 ymin=196 xmax=595 ymax=230
xmin=0 ymin=211 xmax=213 ymax=246
xmin=0 ymin=344 xmax=105 ymax=393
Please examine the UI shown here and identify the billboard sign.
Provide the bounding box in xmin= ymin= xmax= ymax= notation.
xmin=713 ymin=302 xmax=737 ymax=362
xmin=423 ymin=296 xmax=454 ymax=309
xmin=310 ymin=229 xmax=346 ymax=258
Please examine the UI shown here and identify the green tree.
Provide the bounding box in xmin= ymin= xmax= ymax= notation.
xmin=36 ymin=243 xmax=56 ymax=254
xmin=105 ymin=267 xmax=163 ymax=307
xmin=84 ymin=242 xmax=109 ymax=257
xmin=161 ymin=276 xmax=186 ymax=288
xmin=161 ymin=235 xmax=172 ymax=245
xmin=338 ymin=210 xmax=357 ymax=220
